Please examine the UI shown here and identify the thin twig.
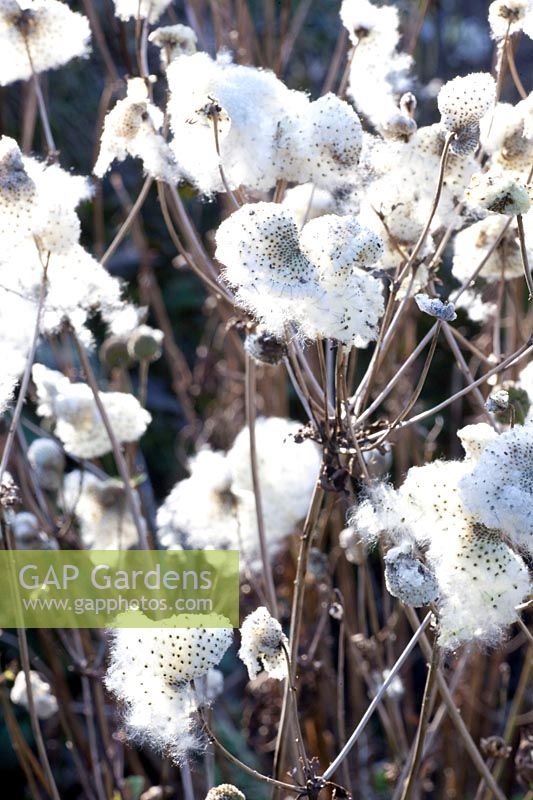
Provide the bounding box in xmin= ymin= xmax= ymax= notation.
xmin=321 ymin=613 xmax=432 ymax=782
xmin=244 ymin=354 xmax=278 ymax=616
xmin=71 ymin=329 xmax=149 ymax=549
xmin=403 ymin=607 xmax=508 ymax=800
xmin=516 ymin=213 xmax=533 ymax=299
xmin=201 ymin=712 xmax=304 ymax=793
xmin=399 ymin=640 xmax=440 ymax=800
xmin=100 ymin=176 xmax=154 ymax=267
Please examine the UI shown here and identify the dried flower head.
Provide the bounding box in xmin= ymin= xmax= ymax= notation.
xmin=459 ymin=426 xmax=533 ymax=556
xmin=32 ymin=365 xmax=151 ymax=459
xmin=244 ymin=328 xmax=287 ymax=366
xmin=99 ymin=334 xmax=133 ymax=370
xmin=62 ymin=470 xmax=146 ymax=549
xmin=465 ymin=172 xmax=531 ymax=215
xmin=27 ymin=437 xmax=65 ymax=491
xmin=438 ymin=73 xmax=496 ymax=133
xmin=205 ymin=787 xmax=245 ymax=800
xmin=95 ymin=78 xmax=178 ymax=182
xmin=112 ymin=0 xmax=172 ymax=23
xmin=105 ymin=614 xmax=233 ymax=763
xmin=414 ymin=293 xmax=457 ymax=321
xmin=127 ymin=325 xmax=164 ymax=362
xmin=384 ymin=543 xmax=440 ymax=607
xmin=0 ymin=0 xmax=91 ymax=86
xmin=9 ymin=511 xmax=57 ymax=549
xmin=149 ymin=24 xmax=197 ymax=67
xmin=380 ymin=111 xmax=417 ymax=142
xmin=238 ymin=607 xmax=288 ymax=681
xmin=11 ymin=670 xmax=58 ymax=719
xmin=488 ymin=0 xmax=533 ymax=39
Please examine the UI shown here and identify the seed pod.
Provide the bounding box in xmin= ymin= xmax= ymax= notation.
xmin=384 ymin=545 xmax=439 ymax=607
xmin=99 ymin=334 xmax=132 ymax=369
xmin=128 ymin=325 xmax=164 ymax=362
xmin=28 ymin=438 xmax=65 ymax=491
xmin=244 ymin=328 xmax=287 ymax=366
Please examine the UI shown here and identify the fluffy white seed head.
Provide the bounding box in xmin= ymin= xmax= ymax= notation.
xmin=32 ymin=365 xmax=151 ymax=459
xmin=0 ymin=0 xmax=91 ymax=86
xmin=205 ymin=787 xmax=245 ymax=800
xmin=112 ymin=0 xmax=172 ymax=23
xmin=299 ymin=215 xmax=384 ymax=283
xmin=348 ymin=481 xmax=414 ymax=548
xmin=149 ymin=24 xmax=197 ymax=67
xmin=438 ymin=73 xmax=496 ymax=132
xmin=0 ymin=136 xmax=36 ymax=242
xmin=238 ymin=607 xmax=288 ymax=681
xmin=0 ymin=141 xmax=130 ymax=346
xmin=94 ymin=78 xmax=178 ymax=182
xmin=465 ymin=172 xmax=531 ymax=215
xmin=105 ymin=615 xmax=233 ymax=763
xmin=452 ymin=215 xmax=530 ymax=283
xmin=488 ymin=0 xmax=533 ymax=38
xmin=298 ymin=215 xmax=385 ymax=345
xmin=62 ymin=470 xmax=146 ymax=550
xmin=216 ymin=202 xmax=317 ymax=313
xmin=27 ymin=437 xmax=65 ymax=491
xmin=167 ymin=52 xmax=298 ymax=194
xmin=435 ymin=522 xmax=531 ymax=650
xmin=393 ymin=459 xmax=531 ymax=648
xmin=158 ymin=420 xmax=319 ymax=572
xmin=340 ymin=0 xmax=412 ymax=128
xmin=457 ymin=423 xmax=499 ymax=460
xmin=11 ymin=671 xmax=58 ymax=719
xmin=275 ymin=94 xmax=363 ymax=188
xmin=459 ymin=426 xmax=533 ymax=556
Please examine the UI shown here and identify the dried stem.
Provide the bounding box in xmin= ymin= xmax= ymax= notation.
xmin=71 ymin=329 xmax=150 ymax=549
xmin=403 ymin=607 xmax=508 ymax=800
xmin=244 ymin=353 xmax=278 ymax=616
xmin=321 ymin=613 xmax=432 ymax=782
xmin=505 ymin=37 xmax=528 ymax=99
xmin=516 ymin=213 xmax=533 ymax=300
xmin=399 ymin=640 xmax=440 ymax=800
xmin=101 ymin=176 xmax=153 ymax=267
xmin=200 ymin=711 xmax=304 ymax=794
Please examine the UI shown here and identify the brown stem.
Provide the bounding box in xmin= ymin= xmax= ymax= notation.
xmin=516 ymin=213 xmax=533 ymax=300
xmin=71 ymin=329 xmax=149 ymax=549
xmin=399 ymin=640 xmax=440 ymax=800
xmin=244 ymin=354 xmax=278 ymax=616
